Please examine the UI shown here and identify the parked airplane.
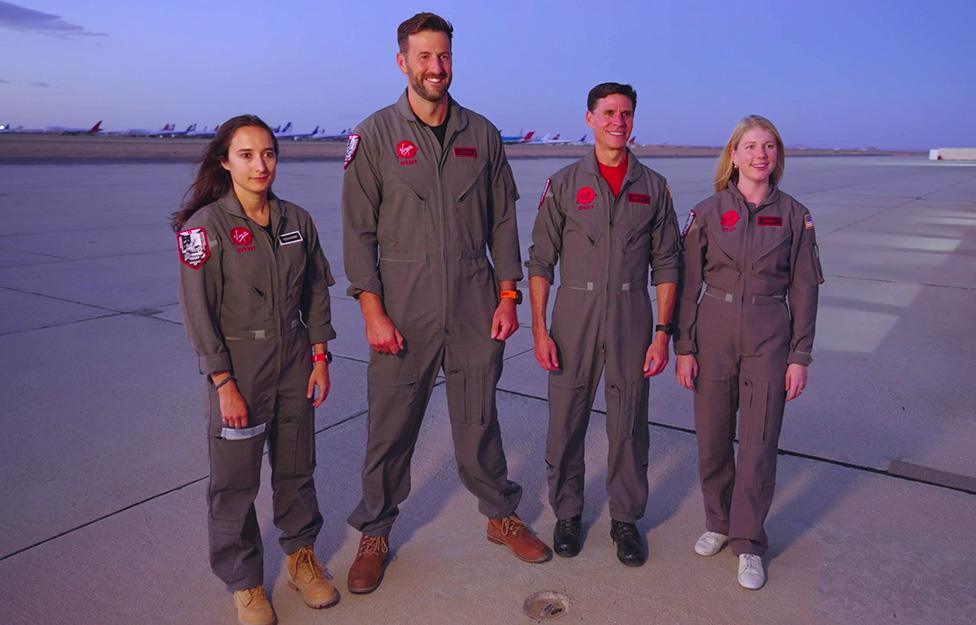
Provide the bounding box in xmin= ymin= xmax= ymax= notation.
xmin=105 ymin=123 xmax=175 ymax=137
xmin=311 ymin=128 xmax=352 ymax=141
xmin=44 ymin=121 xmax=102 ymax=135
xmin=273 ymin=122 xmax=293 ymax=137
xmin=187 ymin=124 xmax=219 ymax=138
xmin=276 ymin=125 xmax=320 ymax=141
xmin=501 ymin=130 xmax=535 ymax=144
xmin=159 ymin=123 xmax=197 ymax=138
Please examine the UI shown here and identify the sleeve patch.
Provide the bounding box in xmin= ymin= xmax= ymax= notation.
xmin=343 ymin=133 xmax=361 ymax=170
xmin=681 ymin=209 xmax=696 ymax=238
xmin=538 ymin=177 xmax=552 ymax=210
xmin=177 ymin=227 xmax=210 ymax=269
xmin=804 ymin=212 xmax=815 ymax=230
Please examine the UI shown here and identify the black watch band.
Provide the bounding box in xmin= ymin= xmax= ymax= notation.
xmin=655 ymin=323 xmax=675 ymax=336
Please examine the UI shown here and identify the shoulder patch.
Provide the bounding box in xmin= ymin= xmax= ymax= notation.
xmin=804 ymin=212 xmax=815 ymax=230
xmin=681 ymin=210 xmax=696 ymax=238
xmin=665 ymin=183 xmax=673 ymax=199
xmin=538 ymin=177 xmax=552 ymax=210
xmin=343 ymin=134 xmax=360 ymax=170
xmin=177 ymin=227 xmax=210 ymax=269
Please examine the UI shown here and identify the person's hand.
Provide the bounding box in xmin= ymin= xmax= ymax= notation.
xmin=675 ymin=354 xmax=698 ymax=390
xmin=490 ymin=299 xmax=519 ymax=341
xmin=785 ymin=363 xmax=807 ymax=401
xmin=218 ymin=382 xmax=249 ymax=428
xmin=643 ymin=334 xmax=670 ymax=378
xmin=365 ymin=312 xmax=405 ymax=354
xmin=307 ymin=362 xmax=331 ymax=408
xmin=533 ymin=332 xmax=560 ymax=371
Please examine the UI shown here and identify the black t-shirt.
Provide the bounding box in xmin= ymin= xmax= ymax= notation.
xmin=420 ymin=107 xmax=451 ymax=147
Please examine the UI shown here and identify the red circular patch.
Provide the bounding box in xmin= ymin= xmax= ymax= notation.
xmin=396 ymin=140 xmax=418 ymax=159
xmin=720 ymin=210 xmax=739 ymax=230
xmin=576 ymin=186 xmax=596 ymax=204
xmin=230 ymin=227 xmax=253 ymax=247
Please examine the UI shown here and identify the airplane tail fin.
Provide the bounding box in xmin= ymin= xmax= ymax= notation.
xmin=523 ymin=131 xmax=535 ymax=142
xmin=90 ymin=121 xmax=103 ymax=133
xmin=628 ymin=136 xmax=636 ymax=145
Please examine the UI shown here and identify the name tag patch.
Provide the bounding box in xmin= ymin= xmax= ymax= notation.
xmin=627 ymin=192 xmax=650 ymax=205
xmin=758 ymin=216 xmax=783 ymax=227
xmin=278 ymin=231 xmax=303 ymax=246
xmin=453 ymin=146 xmax=477 ymax=158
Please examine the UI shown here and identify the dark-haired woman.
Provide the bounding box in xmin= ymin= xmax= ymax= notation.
xmin=173 ymin=115 xmax=338 ymax=624
xmin=674 ymin=115 xmax=823 ymax=590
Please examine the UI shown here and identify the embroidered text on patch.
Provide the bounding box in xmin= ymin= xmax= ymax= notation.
xmin=538 ymin=178 xmax=552 ymax=210
xmin=178 ymin=227 xmax=210 ymax=269
xmin=278 ymin=231 xmax=304 ymax=246
xmin=627 ymin=193 xmax=650 ymax=205
xmin=681 ymin=210 xmax=696 ymax=238
xmin=343 ymin=134 xmax=360 ymax=170
xmin=804 ymin=213 xmax=815 ymax=230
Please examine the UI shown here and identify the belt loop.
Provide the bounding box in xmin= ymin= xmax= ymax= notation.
xmin=253 ymin=329 xmax=266 ymax=340
xmin=725 ymin=293 xmax=733 ymax=303
xmin=587 ymin=281 xmax=594 ymax=291
xmin=621 ymin=282 xmax=631 ymax=291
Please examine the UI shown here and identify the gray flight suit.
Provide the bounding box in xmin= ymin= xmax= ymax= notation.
xmin=178 ymin=192 xmax=336 ymax=590
xmin=675 ymin=182 xmax=823 ymax=556
xmin=342 ymin=91 xmax=524 ymax=536
xmin=526 ymin=151 xmax=681 ymax=523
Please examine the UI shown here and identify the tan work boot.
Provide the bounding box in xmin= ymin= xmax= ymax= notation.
xmin=286 ymin=545 xmax=340 ymax=608
xmin=347 ymin=534 xmax=389 ymax=594
xmin=233 ymin=586 xmax=276 ymax=625
xmin=487 ymin=514 xmax=553 ymax=563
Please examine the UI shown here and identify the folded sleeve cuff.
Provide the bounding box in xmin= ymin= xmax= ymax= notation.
xmin=651 ymin=267 xmax=680 ymax=286
xmin=308 ymin=324 xmax=337 ymax=344
xmin=674 ymin=340 xmax=697 ymax=355
xmin=788 ymin=351 xmax=813 ymax=366
xmin=199 ymin=352 xmax=232 ymax=376
xmin=347 ymin=275 xmax=383 ymax=299
xmin=526 ymin=264 xmax=555 ymax=284
xmin=493 ymin=261 xmax=524 ymax=283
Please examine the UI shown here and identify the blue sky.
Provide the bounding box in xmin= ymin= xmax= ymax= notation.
xmin=1 ymin=0 xmax=973 ymax=149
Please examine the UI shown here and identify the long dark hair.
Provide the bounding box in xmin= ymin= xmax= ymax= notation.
xmin=170 ymin=114 xmax=279 ymax=231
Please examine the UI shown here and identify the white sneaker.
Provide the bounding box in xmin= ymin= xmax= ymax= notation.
xmin=737 ymin=554 xmax=765 ymax=590
xmin=693 ymin=531 xmax=728 ymax=557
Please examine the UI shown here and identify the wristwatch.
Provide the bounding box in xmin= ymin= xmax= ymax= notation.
xmin=500 ymin=289 xmax=523 ymax=305
xmin=311 ymin=351 xmax=333 ymax=364
xmin=655 ymin=323 xmax=675 ymax=336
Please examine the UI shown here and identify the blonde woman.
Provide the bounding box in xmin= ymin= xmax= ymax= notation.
xmin=674 ymin=115 xmax=824 ymax=589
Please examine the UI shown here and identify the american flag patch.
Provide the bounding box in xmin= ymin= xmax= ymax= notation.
xmin=804 ymin=213 xmax=815 ymax=230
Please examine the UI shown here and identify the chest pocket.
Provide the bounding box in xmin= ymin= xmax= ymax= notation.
xmin=621 ymin=193 xmax=654 ymax=250
xmin=752 ymin=227 xmax=792 ymax=276
xmin=277 ymin=231 xmax=308 ymax=297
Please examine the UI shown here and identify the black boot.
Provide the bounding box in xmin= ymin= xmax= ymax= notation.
xmin=553 ymin=515 xmax=582 ymax=557
xmin=610 ymin=520 xmax=646 ymax=567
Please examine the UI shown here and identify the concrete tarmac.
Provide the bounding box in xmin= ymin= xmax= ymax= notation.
xmin=0 ymin=156 xmax=974 ymax=624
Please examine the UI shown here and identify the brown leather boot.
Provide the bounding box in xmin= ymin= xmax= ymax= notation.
xmin=286 ymin=545 xmax=340 ymax=608
xmin=347 ymin=534 xmax=389 ymax=594
xmin=487 ymin=514 xmax=553 ymax=563
xmin=233 ymin=586 xmax=276 ymax=625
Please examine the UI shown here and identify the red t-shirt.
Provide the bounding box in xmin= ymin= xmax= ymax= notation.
xmin=598 ymin=153 xmax=628 ymax=198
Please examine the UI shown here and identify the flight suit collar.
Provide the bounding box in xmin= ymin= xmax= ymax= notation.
xmin=393 ymin=89 xmax=469 ymax=134
xmin=217 ymin=191 xmax=285 ymax=235
xmin=726 ymin=180 xmax=781 ymax=212
xmin=581 ymin=148 xmax=644 ymax=189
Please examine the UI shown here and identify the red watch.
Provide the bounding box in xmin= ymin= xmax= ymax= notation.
xmin=499 ymin=289 xmax=523 ymax=305
xmin=312 ymin=351 xmax=333 ymax=364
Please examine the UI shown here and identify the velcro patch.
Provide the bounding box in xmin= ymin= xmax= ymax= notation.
xmin=804 ymin=213 xmax=815 ymax=230
xmin=343 ymin=134 xmax=360 ymax=170
xmin=278 ymin=231 xmax=303 ymax=246
xmin=453 ymin=146 xmax=477 ymax=158
xmin=627 ymin=192 xmax=650 ymax=205
xmin=758 ymin=216 xmax=783 ymax=227
xmin=177 ymin=227 xmax=210 ymax=269
xmin=538 ymin=177 xmax=552 ymax=210
xmin=681 ymin=209 xmax=696 ymax=238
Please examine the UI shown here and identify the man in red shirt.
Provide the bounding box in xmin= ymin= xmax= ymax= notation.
xmin=526 ymin=83 xmax=681 ymax=566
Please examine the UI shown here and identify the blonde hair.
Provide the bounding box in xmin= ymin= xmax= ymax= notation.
xmin=714 ymin=115 xmax=786 ymax=194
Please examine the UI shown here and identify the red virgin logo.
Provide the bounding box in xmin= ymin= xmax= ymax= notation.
xmin=396 ymin=140 xmax=418 ymax=165
xmin=230 ymin=227 xmax=255 ymax=252
xmin=576 ymin=186 xmax=596 ymax=209
xmin=720 ymin=210 xmax=739 ymax=232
